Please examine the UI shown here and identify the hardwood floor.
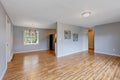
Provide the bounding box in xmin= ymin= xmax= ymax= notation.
xmin=3 ymin=50 xmax=120 ymax=80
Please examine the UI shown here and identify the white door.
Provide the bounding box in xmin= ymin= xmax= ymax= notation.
xmin=6 ymin=16 xmax=12 ymax=62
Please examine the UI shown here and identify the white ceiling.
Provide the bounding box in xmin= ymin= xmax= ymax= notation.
xmin=1 ymin=0 xmax=120 ymax=28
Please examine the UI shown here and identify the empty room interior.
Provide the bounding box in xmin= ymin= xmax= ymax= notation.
xmin=0 ymin=0 xmax=120 ymax=80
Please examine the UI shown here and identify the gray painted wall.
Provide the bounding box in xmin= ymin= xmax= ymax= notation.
xmin=13 ymin=26 xmax=56 ymax=53
xmin=57 ymin=23 xmax=88 ymax=57
xmin=82 ymin=29 xmax=88 ymax=50
xmin=0 ymin=3 xmax=7 ymax=80
xmin=95 ymin=22 xmax=120 ymax=55
xmin=0 ymin=2 xmax=13 ymax=80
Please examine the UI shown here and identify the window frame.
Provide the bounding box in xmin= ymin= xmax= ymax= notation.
xmin=23 ymin=30 xmax=39 ymax=45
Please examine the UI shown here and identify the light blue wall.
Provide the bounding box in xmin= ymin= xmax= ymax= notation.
xmin=95 ymin=22 xmax=120 ymax=56
xmin=57 ymin=23 xmax=88 ymax=57
xmin=13 ymin=26 xmax=56 ymax=53
xmin=0 ymin=2 xmax=13 ymax=80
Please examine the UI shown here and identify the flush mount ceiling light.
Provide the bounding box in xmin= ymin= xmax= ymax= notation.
xmin=81 ymin=11 xmax=92 ymax=17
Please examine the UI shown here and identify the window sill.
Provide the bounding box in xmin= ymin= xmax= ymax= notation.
xmin=24 ymin=43 xmax=39 ymax=45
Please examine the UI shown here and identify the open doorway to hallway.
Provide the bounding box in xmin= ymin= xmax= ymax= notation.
xmin=88 ymin=28 xmax=94 ymax=55
xmin=49 ymin=34 xmax=56 ymax=56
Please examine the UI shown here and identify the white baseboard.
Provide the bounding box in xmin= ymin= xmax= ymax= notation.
xmin=8 ymin=53 xmax=13 ymax=62
xmin=0 ymin=63 xmax=7 ymax=80
xmin=95 ymin=51 xmax=120 ymax=57
xmin=14 ymin=49 xmax=49 ymax=54
xmin=57 ymin=50 xmax=87 ymax=58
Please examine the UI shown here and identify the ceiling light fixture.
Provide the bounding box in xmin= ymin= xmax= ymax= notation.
xmin=81 ymin=11 xmax=91 ymax=17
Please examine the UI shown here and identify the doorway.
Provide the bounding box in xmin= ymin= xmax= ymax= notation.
xmin=88 ymin=28 xmax=94 ymax=54
xmin=49 ymin=34 xmax=56 ymax=56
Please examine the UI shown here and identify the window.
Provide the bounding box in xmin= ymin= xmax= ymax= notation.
xmin=24 ymin=29 xmax=39 ymax=45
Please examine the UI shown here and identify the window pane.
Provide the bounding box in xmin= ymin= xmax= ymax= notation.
xmin=24 ymin=37 xmax=31 ymax=43
xmin=31 ymin=37 xmax=37 ymax=43
xmin=24 ymin=30 xmax=30 ymax=37
xmin=24 ymin=30 xmax=38 ymax=44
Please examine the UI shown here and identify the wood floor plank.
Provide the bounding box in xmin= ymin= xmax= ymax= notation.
xmin=3 ymin=50 xmax=120 ymax=80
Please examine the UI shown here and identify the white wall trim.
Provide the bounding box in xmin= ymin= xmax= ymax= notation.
xmin=14 ymin=49 xmax=49 ymax=54
xmin=57 ymin=50 xmax=87 ymax=57
xmin=8 ymin=52 xmax=13 ymax=62
xmin=95 ymin=51 xmax=120 ymax=57
xmin=0 ymin=63 xmax=7 ymax=80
